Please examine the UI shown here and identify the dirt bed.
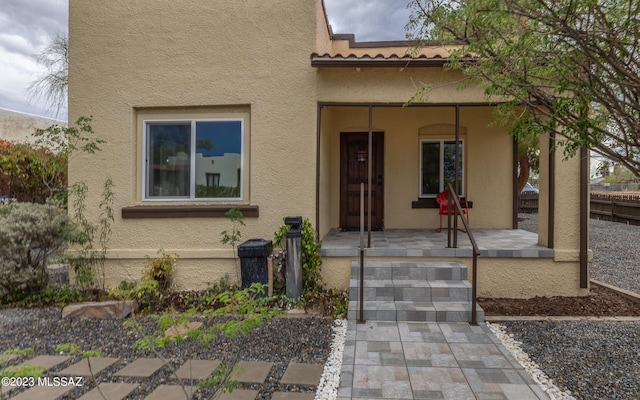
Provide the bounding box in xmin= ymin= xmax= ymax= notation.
xmin=478 ymin=283 xmax=640 ymax=317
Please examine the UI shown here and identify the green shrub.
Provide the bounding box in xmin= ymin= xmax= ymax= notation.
xmin=0 ymin=202 xmax=68 ymax=295
xmin=0 ymin=286 xmax=98 ymax=308
xmin=144 ymin=250 xmax=177 ymax=293
xmin=131 ymin=279 xmax=162 ymax=312
xmin=61 ymin=178 xmax=115 ymax=290
xmin=195 ymin=184 xmax=240 ymax=198
xmin=0 ymin=140 xmax=67 ymax=203
xmin=273 ymin=217 xmax=323 ymax=295
xmin=111 ymin=250 xmax=178 ymax=312
xmin=325 ymin=288 xmax=349 ymax=318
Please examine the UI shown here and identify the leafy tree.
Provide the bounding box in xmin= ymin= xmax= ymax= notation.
xmin=27 ymin=31 xmax=68 ymax=119
xmin=603 ymin=164 xmax=638 ymax=183
xmin=0 ymin=117 xmax=105 ymax=204
xmin=407 ymin=0 xmax=640 ymax=177
xmin=0 ymin=141 xmax=66 ymax=203
xmin=518 ymin=138 xmax=539 ymax=193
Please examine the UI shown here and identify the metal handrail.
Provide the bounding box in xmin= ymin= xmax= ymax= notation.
xmin=445 ymin=183 xmax=480 ymax=325
xmin=358 ymin=182 xmax=366 ymax=323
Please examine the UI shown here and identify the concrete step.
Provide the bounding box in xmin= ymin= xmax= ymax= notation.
xmin=350 ymin=260 xmax=468 ymax=281
xmin=348 ymin=279 xmax=471 ymax=302
xmin=347 ymin=260 xmax=481 ymax=323
xmin=347 ymin=300 xmax=484 ymax=323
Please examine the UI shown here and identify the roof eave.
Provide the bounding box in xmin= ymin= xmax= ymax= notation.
xmin=310 ymin=56 xmax=478 ymax=68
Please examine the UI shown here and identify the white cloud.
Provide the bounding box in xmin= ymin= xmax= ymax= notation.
xmin=0 ymin=0 xmax=68 ymax=120
xmin=0 ymin=46 xmax=49 ymax=115
xmin=324 ymin=0 xmax=413 ymax=41
xmin=0 ymin=33 xmax=39 ymax=58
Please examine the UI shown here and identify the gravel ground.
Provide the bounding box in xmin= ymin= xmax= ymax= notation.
xmin=510 ymin=214 xmax=640 ymax=399
xmin=518 ymin=213 xmax=640 ymax=294
xmin=0 ymin=308 xmax=332 ymax=399
xmin=501 ymin=321 xmax=640 ymax=400
xmin=589 ymin=218 xmax=640 ymax=295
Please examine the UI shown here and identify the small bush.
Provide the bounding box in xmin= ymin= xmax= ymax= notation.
xmin=0 ymin=202 xmax=67 ymax=295
xmin=131 ymin=279 xmax=162 ymax=312
xmin=195 ymin=184 xmax=240 ymax=198
xmin=111 ymin=251 xmax=178 ymax=312
xmin=0 ymin=286 xmax=107 ymax=308
xmin=0 ymin=140 xmax=67 ymax=203
xmin=273 ymin=217 xmax=323 ymax=295
xmin=144 ymin=250 xmax=177 ymax=293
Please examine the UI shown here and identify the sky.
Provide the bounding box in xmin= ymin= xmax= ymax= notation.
xmin=0 ymin=0 xmax=68 ymax=121
xmin=0 ymin=0 xmax=412 ymax=122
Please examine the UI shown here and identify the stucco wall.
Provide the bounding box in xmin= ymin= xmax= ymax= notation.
xmin=552 ymin=142 xmax=583 ymax=261
xmin=318 ymin=106 xmax=334 ymax=238
xmin=536 ymin=134 xmax=584 ymax=256
xmin=476 ymin=258 xmax=587 ymax=298
xmin=316 ymin=68 xmax=487 ymax=104
xmin=69 ymin=0 xmax=319 ymax=287
xmin=315 ymin=0 xmax=333 ymax=55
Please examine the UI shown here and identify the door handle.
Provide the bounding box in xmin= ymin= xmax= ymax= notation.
xmin=378 ymin=175 xmax=383 ymax=185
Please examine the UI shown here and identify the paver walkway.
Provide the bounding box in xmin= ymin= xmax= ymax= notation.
xmin=1 ymin=357 xmax=322 ymax=399
xmin=2 ymin=322 xmax=549 ymax=399
xmin=338 ymin=320 xmax=549 ymax=399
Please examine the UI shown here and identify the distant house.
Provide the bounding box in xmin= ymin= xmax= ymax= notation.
xmin=69 ymin=0 xmax=590 ymax=299
xmin=0 ymin=108 xmax=65 ymax=143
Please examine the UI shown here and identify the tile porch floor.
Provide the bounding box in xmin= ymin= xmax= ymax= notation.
xmin=320 ymin=229 xmax=553 ymax=258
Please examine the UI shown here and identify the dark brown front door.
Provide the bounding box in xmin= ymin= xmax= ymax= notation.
xmin=340 ymin=132 xmax=384 ymax=230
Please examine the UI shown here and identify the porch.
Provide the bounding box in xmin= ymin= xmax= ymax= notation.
xmin=320 ymin=228 xmax=553 ymax=258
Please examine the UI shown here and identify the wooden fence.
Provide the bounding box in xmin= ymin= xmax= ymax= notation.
xmin=519 ymin=192 xmax=539 ymax=214
xmin=519 ymin=193 xmax=640 ymax=226
xmin=590 ymin=193 xmax=640 ymax=226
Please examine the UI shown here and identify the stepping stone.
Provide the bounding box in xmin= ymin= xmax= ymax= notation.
xmin=164 ymin=321 xmax=202 ymax=339
xmin=114 ymin=358 xmax=165 ymax=377
xmin=18 ymin=355 xmax=69 ymax=370
xmin=217 ymin=389 xmax=260 ymax=400
xmin=79 ymin=383 xmax=138 ymax=400
xmin=59 ymin=357 xmax=119 ymax=376
xmin=272 ymin=393 xmax=316 ymax=400
xmin=12 ymin=384 xmax=74 ymax=400
xmin=0 ymin=354 xmax=17 ymax=363
xmin=175 ymin=359 xmax=220 ymax=380
xmin=146 ymin=384 xmax=197 ymax=400
xmin=233 ymin=361 xmax=273 ymax=383
xmin=2 ymin=356 xmax=73 ymax=399
xmin=280 ymin=363 xmax=324 ymax=386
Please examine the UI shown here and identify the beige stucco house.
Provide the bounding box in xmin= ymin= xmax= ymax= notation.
xmin=69 ymin=0 xmax=590 ymax=300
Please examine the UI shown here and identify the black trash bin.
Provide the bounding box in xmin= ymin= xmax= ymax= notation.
xmin=237 ymin=239 xmax=273 ymax=295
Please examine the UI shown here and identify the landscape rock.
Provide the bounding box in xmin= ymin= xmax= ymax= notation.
xmin=62 ymin=300 xmax=137 ymax=320
xmin=164 ymin=321 xmax=202 ymax=339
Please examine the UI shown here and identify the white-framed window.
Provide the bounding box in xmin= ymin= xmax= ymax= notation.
xmin=420 ymin=139 xmax=464 ymax=197
xmin=205 ymin=173 xmax=221 ymax=187
xmin=143 ymin=119 xmax=243 ymax=200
